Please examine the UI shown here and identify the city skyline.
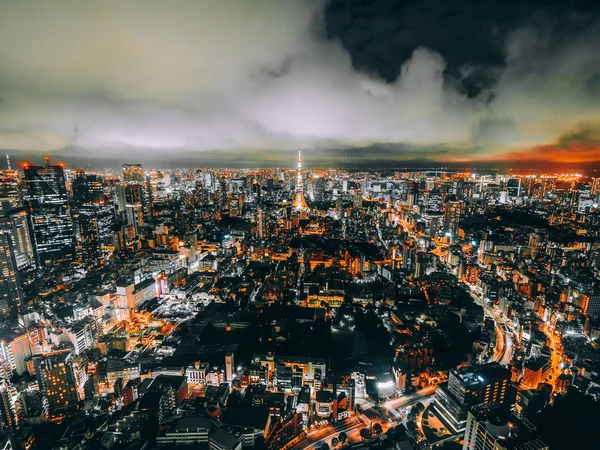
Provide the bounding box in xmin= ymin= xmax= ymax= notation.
xmin=0 ymin=2 xmax=599 ymax=449
xmin=0 ymin=0 xmax=599 ymax=168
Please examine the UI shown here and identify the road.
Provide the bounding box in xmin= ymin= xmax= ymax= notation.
xmin=542 ymin=325 xmax=563 ymax=393
xmin=381 ymin=386 xmax=436 ymax=411
xmin=465 ymin=285 xmax=513 ymax=366
xmin=291 ymin=388 xmax=437 ymax=450
xmin=291 ymin=416 xmax=366 ymax=450
xmin=392 ymin=206 xmax=515 ymax=368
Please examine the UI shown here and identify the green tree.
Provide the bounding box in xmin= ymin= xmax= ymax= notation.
xmin=373 ymin=423 xmax=383 ymax=435
xmin=338 ymin=431 xmax=348 ymax=445
xmin=359 ymin=428 xmax=372 ymax=441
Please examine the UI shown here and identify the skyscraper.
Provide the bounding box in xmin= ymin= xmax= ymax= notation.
xmin=122 ymin=163 xmax=147 ymax=232
xmin=23 ymin=162 xmax=75 ymax=264
xmin=463 ymin=403 xmax=548 ymax=450
xmin=0 ymin=155 xmax=20 ymax=208
xmin=33 ymin=351 xmax=80 ymax=413
xmin=293 ymin=147 xmax=309 ymax=211
xmin=71 ymin=171 xmax=115 ymax=264
xmin=0 ymin=209 xmax=35 ymax=271
xmin=433 ymin=363 xmax=511 ymax=433
xmin=0 ymin=230 xmax=23 ymax=317
xmin=0 ymin=379 xmax=18 ymax=430
xmin=257 ymin=209 xmax=265 ymax=239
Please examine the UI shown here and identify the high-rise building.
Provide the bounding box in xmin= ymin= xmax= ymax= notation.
xmin=257 ymin=209 xmax=264 ymax=239
xmin=147 ymin=169 xmax=167 ymax=205
xmin=0 ymin=379 xmax=18 ymax=430
xmin=33 ymin=351 xmax=80 ymax=413
xmin=122 ymin=163 xmax=149 ymax=227
xmin=314 ymin=177 xmax=326 ymax=201
xmin=444 ymin=199 xmax=464 ymax=240
xmin=124 ymin=184 xmax=144 ymax=233
xmin=0 ymin=156 xmax=20 ymax=209
xmin=225 ymin=352 xmax=235 ymax=382
xmin=433 ymin=363 xmax=511 ymax=433
xmin=463 ymin=403 xmax=548 ymax=450
xmin=0 ymin=209 xmax=35 ymax=270
xmin=71 ymin=171 xmax=115 ymax=263
xmin=293 ymin=147 xmax=309 ymax=211
xmin=0 ymin=230 xmax=23 ymax=317
xmin=506 ymin=178 xmax=521 ymax=199
xmin=23 ymin=162 xmax=75 ymax=264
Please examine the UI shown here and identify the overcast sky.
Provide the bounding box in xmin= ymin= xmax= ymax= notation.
xmin=1 ymin=0 xmax=599 ymax=168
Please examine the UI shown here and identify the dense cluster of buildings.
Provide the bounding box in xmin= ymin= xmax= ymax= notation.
xmin=0 ymin=151 xmax=599 ymax=449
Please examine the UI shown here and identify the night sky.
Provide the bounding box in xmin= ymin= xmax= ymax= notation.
xmin=1 ymin=0 xmax=599 ymax=168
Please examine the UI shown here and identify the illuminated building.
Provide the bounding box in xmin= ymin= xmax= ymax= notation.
xmin=251 ymin=354 xmax=325 ymax=391
xmin=0 ymin=334 xmax=32 ymax=376
xmin=225 ymin=352 xmax=235 ymax=383
xmin=33 ymin=351 xmax=80 ymax=413
xmin=0 ymin=379 xmax=18 ymax=429
xmin=23 ymin=161 xmax=75 ymax=264
xmin=156 ymin=416 xmax=242 ymax=450
xmin=314 ymin=177 xmax=326 ymax=201
xmin=0 ymin=209 xmax=35 ymax=270
xmin=520 ymin=359 xmax=551 ymax=390
xmin=433 ymin=363 xmax=511 ymax=434
xmin=463 ymin=402 xmax=548 ymax=450
xmin=147 ymin=169 xmax=167 ymax=205
xmin=222 ymin=231 xmax=233 ymax=250
xmin=0 ymin=230 xmax=23 ymax=317
xmin=581 ymin=293 xmax=600 ymax=317
xmin=0 ymin=155 xmax=20 ymax=208
xmin=444 ymin=199 xmax=464 ymax=240
xmin=506 ymin=178 xmax=522 ymax=199
xmin=257 ymin=209 xmax=265 ymax=239
xmin=121 ymin=163 xmax=148 ymax=231
xmin=293 ymin=147 xmax=309 ymax=211
xmin=186 ymin=361 xmax=209 ymax=385
xmin=124 ymin=184 xmax=145 ymax=233
xmin=266 ymin=413 xmax=303 ymax=450
xmin=315 ymin=390 xmax=335 ymax=418
xmin=72 ymin=172 xmax=115 ymax=262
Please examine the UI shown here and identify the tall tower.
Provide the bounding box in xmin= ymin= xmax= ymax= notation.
xmin=294 ymin=147 xmax=309 ymax=211
xmin=23 ymin=161 xmax=75 ymax=265
xmin=0 ymin=230 xmax=23 ymax=317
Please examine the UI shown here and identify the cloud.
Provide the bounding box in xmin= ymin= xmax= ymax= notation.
xmin=0 ymin=0 xmax=598 ymax=166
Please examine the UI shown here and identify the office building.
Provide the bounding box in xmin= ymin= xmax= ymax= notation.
xmin=463 ymin=403 xmax=548 ymax=450
xmin=0 ymin=156 xmax=20 ymax=208
xmin=0 ymin=209 xmax=35 ymax=270
xmin=33 ymin=351 xmax=80 ymax=413
xmin=0 ymin=230 xmax=22 ymax=317
xmin=23 ymin=162 xmax=75 ymax=264
xmin=433 ymin=363 xmax=511 ymax=433
xmin=0 ymin=379 xmax=18 ymax=429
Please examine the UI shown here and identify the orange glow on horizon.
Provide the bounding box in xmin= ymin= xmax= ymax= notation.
xmin=442 ymin=143 xmax=600 ymax=165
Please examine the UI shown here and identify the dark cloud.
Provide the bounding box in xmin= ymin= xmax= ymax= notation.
xmin=0 ymin=0 xmax=599 ymax=167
